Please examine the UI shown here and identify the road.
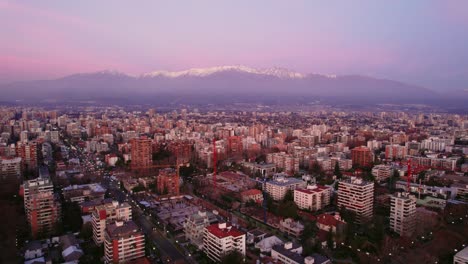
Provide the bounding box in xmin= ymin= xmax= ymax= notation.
xmin=105 ymin=178 xmax=190 ymax=263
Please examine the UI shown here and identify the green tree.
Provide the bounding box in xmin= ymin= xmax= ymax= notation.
xmin=79 ymin=222 xmax=93 ymax=241
xmin=62 ymin=201 xmax=83 ymax=232
xmin=334 ymin=162 xmax=343 ymax=179
xmin=220 ymin=250 xmax=244 ymax=264
xmin=283 ymin=189 xmax=294 ymax=202
xmin=132 ymin=184 xmax=145 ymax=193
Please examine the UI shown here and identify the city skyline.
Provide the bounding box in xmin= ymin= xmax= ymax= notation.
xmin=1 ymin=0 xmax=468 ymax=92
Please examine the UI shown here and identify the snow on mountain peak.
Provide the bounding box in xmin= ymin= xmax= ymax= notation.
xmin=141 ymin=65 xmax=306 ymax=79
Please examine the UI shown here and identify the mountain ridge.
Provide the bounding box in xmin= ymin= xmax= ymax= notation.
xmin=2 ymin=65 xmax=465 ymax=109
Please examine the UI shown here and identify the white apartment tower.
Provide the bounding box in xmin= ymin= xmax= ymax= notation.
xmin=390 ymin=192 xmax=416 ymax=236
xmin=203 ymin=223 xmax=246 ymax=263
xmin=337 ymin=177 xmax=374 ymax=223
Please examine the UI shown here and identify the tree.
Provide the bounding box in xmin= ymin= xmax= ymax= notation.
xmin=327 ymin=231 xmax=334 ymax=248
xmin=79 ymin=222 xmax=93 ymax=241
xmin=283 ymin=189 xmax=294 ymax=202
xmin=417 ymin=171 xmax=426 ymax=182
xmin=334 ymin=162 xmax=343 ymax=179
xmin=132 ymin=184 xmax=145 ymax=193
xmin=220 ymin=250 xmax=244 ymax=264
xmin=62 ymin=201 xmax=83 ymax=232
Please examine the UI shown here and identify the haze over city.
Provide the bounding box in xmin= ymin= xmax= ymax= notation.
xmin=0 ymin=1 xmax=467 ymax=264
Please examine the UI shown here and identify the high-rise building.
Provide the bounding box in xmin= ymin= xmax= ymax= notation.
xmin=16 ymin=141 xmax=38 ymax=172
xmin=157 ymin=168 xmax=180 ymax=196
xmin=351 ymin=146 xmax=373 ymax=167
xmin=390 ymin=192 xmax=416 ymax=236
xmin=385 ymin=144 xmax=407 ymax=160
xmin=23 ymin=177 xmax=60 ymax=238
xmin=20 ymin=130 xmax=29 ymax=143
xmin=92 ymin=201 xmax=132 ymax=245
xmin=294 ymin=184 xmax=331 ymax=211
xmin=371 ymin=164 xmax=393 ymax=182
xmin=227 ymin=136 xmax=243 ymax=154
xmin=104 ymin=221 xmax=145 ymax=264
xmin=337 ymin=177 xmax=374 ymax=223
xmin=0 ymin=157 xmax=22 ymax=182
xmin=203 ymin=223 xmax=246 ymax=263
xmin=130 ymin=137 xmax=152 ymax=170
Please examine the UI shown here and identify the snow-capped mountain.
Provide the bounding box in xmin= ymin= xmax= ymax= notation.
xmin=141 ymin=65 xmax=305 ymax=79
xmin=2 ymin=65 xmax=461 ymax=108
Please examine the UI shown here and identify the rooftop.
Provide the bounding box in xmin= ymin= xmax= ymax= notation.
xmin=106 ymin=220 xmax=141 ymax=239
xmin=205 ymin=223 xmax=244 ymax=239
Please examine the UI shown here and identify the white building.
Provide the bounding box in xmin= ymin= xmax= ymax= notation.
xmin=271 ymin=242 xmax=331 ymax=264
xmin=390 ymin=192 xmax=416 ymax=236
xmin=264 ymin=175 xmax=306 ymax=201
xmin=337 ymin=177 xmax=374 ymax=223
xmin=454 ymin=246 xmax=468 ymax=264
xmin=184 ymin=210 xmax=218 ymax=249
xmin=371 ymin=164 xmax=393 ymax=182
xmin=294 ymin=185 xmax=331 ymax=211
xmin=203 ymin=223 xmax=245 ymax=263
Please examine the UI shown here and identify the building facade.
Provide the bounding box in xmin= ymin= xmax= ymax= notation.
xmin=337 ymin=177 xmax=374 ymax=223
xmin=203 ymin=223 xmax=246 ymax=263
xmin=23 ymin=177 xmax=60 ymax=238
xmin=104 ymin=221 xmax=145 ymax=264
xmin=294 ymin=185 xmax=331 ymax=211
xmin=92 ymin=201 xmax=132 ymax=245
xmin=390 ymin=192 xmax=416 ymax=236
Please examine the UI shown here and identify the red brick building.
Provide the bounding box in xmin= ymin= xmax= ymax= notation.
xmin=157 ymin=168 xmax=179 ymax=196
xmin=351 ymin=146 xmax=373 ymax=167
xmin=130 ymin=137 xmax=152 ymax=170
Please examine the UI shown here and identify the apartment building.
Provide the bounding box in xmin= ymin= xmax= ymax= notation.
xmin=264 ymin=175 xmax=306 ymax=201
xmin=203 ymin=223 xmax=246 ymax=263
xmin=294 ymin=185 xmax=331 ymax=211
xmin=351 ymin=146 xmax=373 ymax=167
xmin=371 ymin=164 xmax=393 ymax=182
xmin=390 ymin=192 xmax=416 ymax=236
xmin=385 ymin=144 xmax=407 ymax=160
xmin=184 ymin=210 xmax=218 ymax=249
xmin=337 ymin=177 xmax=374 ymax=223
xmin=23 ymin=177 xmax=60 ymax=238
xmin=104 ymin=221 xmax=145 ymax=264
xmin=130 ymin=136 xmax=152 ymax=170
xmin=267 ymin=152 xmax=299 ymax=173
xmin=0 ymin=156 xmax=22 ymax=182
xmin=157 ymin=168 xmax=180 ymax=196
xmin=92 ymin=201 xmax=132 ymax=245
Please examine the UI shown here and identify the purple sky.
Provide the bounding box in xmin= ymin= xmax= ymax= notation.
xmin=1 ymin=0 xmax=467 ymax=91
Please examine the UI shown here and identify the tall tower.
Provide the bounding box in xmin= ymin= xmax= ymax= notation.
xmin=23 ymin=177 xmax=60 ymax=238
xmin=390 ymin=192 xmax=416 ymax=236
xmin=130 ymin=136 xmax=152 ymax=171
xmin=337 ymin=177 xmax=374 ymax=223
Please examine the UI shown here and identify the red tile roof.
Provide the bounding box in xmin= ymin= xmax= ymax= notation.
xmin=206 ymin=223 xmax=244 ymax=239
xmin=316 ymin=213 xmax=344 ymax=227
xmin=241 ymin=189 xmax=262 ymax=197
xmin=295 ymin=185 xmax=329 ymax=194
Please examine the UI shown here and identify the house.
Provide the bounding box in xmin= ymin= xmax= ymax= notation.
xmin=255 ymin=235 xmax=283 ymax=253
xmin=60 ymin=234 xmax=83 ymax=263
xmin=316 ymin=213 xmax=346 ymax=234
xmin=241 ymin=189 xmax=263 ymax=204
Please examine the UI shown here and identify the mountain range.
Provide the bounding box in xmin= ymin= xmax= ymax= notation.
xmin=1 ymin=66 xmax=466 ymax=109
